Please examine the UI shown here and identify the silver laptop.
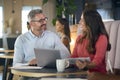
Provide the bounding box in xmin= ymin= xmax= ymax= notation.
xmin=34 ymin=48 xmax=61 ymax=68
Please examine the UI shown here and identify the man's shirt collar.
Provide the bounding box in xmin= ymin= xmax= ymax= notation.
xmin=29 ymin=30 xmax=45 ymax=38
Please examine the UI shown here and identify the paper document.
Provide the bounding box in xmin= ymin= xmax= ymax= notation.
xmin=11 ymin=66 xmax=43 ymax=69
xmin=66 ymin=57 xmax=91 ymax=64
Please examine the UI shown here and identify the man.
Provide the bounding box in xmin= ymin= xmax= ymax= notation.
xmin=13 ymin=9 xmax=70 ymax=67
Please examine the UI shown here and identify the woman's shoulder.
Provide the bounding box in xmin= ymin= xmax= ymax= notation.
xmin=76 ymin=34 xmax=83 ymax=41
xmin=62 ymin=35 xmax=68 ymax=39
xmin=97 ymin=34 xmax=108 ymax=44
xmin=61 ymin=35 xmax=70 ymax=41
xmin=98 ymin=34 xmax=107 ymax=40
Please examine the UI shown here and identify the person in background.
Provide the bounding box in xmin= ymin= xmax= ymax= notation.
xmin=13 ymin=9 xmax=70 ymax=80
xmin=55 ymin=18 xmax=71 ymax=52
xmin=71 ymin=9 xmax=111 ymax=74
xmin=2 ymin=21 xmax=12 ymax=49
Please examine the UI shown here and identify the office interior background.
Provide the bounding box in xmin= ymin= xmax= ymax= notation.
xmin=0 ymin=0 xmax=120 ymax=80
xmin=0 ymin=0 xmax=120 ymax=48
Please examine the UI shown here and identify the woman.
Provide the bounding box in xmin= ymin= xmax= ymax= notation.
xmin=71 ymin=9 xmax=111 ymax=74
xmin=55 ymin=18 xmax=71 ymax=52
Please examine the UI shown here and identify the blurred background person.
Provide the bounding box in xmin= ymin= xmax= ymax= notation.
xmin=55 ymin=18 xmax=71 ymax=53
xmin=2 ymin=20 xmax=12 ymax=49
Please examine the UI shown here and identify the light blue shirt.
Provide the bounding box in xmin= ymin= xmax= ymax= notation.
xmin=13 ymin=30 xmax=70 ymax=66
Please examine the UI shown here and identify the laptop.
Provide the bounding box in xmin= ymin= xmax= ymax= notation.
xmin=34 ymin=48 xmax=61 ymax=68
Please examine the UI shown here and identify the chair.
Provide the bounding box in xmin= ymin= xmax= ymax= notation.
xmin=104 ymin=20 xmax=120 ymax=74
xmin=7 ymin=37 xmax=16 ymax=80
xmin=0 ymin=39 xmax=3 ymax=48
xmin=7 ymin=37 xmax=16 ymax=50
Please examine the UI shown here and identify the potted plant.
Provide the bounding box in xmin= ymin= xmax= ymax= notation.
xmin=42 ymin=0 xmax=77 ymax=25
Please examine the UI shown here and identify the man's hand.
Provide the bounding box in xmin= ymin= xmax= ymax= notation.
xmin=29 ymin=58 xmax=37 ymax=66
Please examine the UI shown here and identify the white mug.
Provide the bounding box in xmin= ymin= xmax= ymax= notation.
xmin=56 ymin=59 xmax=69 ymax=72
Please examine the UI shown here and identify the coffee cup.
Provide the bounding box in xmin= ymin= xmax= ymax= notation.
xmin=56 ymin=59 xmax=69 ymax=72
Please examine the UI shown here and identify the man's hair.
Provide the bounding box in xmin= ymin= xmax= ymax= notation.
xmin=28 ymin=9 xmax=43 ymax=22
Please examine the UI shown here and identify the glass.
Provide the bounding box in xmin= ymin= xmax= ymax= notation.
xmin=31 ymin=17 xmax=48 ymax=23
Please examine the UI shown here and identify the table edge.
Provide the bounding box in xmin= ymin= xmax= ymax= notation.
xmin=11 ymin=69 xmax=87 ymax=78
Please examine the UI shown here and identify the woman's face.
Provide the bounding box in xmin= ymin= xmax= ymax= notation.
xmin=78 ymin=14 xmax=87 ymax=32
xmin=55 ymin=20 xmax=64 ymax=32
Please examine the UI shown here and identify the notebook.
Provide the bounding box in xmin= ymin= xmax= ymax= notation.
xmin=34 ymin=48 xmax=61 ymax=68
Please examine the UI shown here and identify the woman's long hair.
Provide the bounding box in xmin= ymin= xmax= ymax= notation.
xmin=79 ymin=9 xmax=111 ymax=54
xmin=57 ymin=18 xmax=71 ymax=41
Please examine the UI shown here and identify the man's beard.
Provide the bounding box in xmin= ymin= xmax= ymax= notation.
xmin=41 ymin=24 xmax=46 ymax=31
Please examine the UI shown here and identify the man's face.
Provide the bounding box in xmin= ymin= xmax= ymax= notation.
xmin=30 ymin=13 xmax=47 ymax=32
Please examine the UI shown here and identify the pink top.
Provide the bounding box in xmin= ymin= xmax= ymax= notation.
xmin=71 ymin=35 xmax=108 ymax=74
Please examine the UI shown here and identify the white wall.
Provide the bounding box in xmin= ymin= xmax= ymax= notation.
xmin=3 ymin=0 xmax=56 ymax=34
xmin=42 ymin=0 xmax=56 ymax=32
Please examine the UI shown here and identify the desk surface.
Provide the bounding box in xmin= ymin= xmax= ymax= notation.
xmin=11 ymin=67 xmax=87 ymax=78
xmin=88 ymin=72 xmax=120 ymax=80
xmin=0 ymin=48 xmax=14 ymax=59
xmin=11 ymin=67 xmax=120 ymax=80
xmin=0 ymin=48 xmax=14 ymax=53
xmin=0 ymin=48 xmax=14 ymax=80
xmin=0 ymin=53 xmax=13 ymax=59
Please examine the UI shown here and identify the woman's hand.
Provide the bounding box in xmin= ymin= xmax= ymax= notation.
xmin=28 ymin=58 xmax=37 ymax=66
xmin=75 ymin=60 xmax=87 ymax=69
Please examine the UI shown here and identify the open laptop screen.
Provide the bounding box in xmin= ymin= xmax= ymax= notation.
xmin=34 ymin=48 xmax=61 ymax=68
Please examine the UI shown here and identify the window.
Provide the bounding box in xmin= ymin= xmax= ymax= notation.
xmin=22 ymin=6 xmax=42 ymax=34
xmin=0 ymin=6 xmax=3 ymax=38
xmin=97 ymin=9 xmax=114 ymax=21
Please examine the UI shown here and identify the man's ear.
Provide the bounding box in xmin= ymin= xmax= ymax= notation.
xmin=27 ymin=22 xmax=29 ymax=25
